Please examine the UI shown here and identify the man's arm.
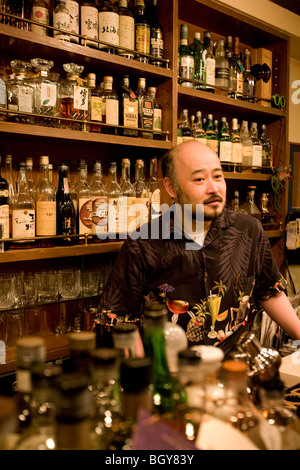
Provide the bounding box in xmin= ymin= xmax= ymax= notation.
xmin=259 ymin=292 xmax=300 ymax=340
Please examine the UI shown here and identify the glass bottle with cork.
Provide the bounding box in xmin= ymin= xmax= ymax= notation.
xmin=7 ymin=60 xmax=34 ymax=124
xmin=178 ymin=24 xmax=194 ymax=88
xmin=87 ymin=73 xmax=102 ymax=133
xmin=31 ymin=58 xmax=59 ymax=127
xmin=134 ymin=0 xmax=150 ymax=63
xmin=118 ymin=75 xmax=138 ymax=137
xmin=101 ymin=75 xmax=119 ymax=135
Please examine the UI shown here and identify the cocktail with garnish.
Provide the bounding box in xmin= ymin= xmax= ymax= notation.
xmin=207 ymin=293 xmax=222 ymax=338
xmin=166 ymin=299 xmax=189 ymax=323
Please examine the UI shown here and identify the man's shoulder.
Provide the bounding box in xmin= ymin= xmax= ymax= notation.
xmin=224 ymin=208 xmax=264 ymax=233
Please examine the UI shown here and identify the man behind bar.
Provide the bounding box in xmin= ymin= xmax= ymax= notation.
xmin=100 ymin=141 xmax=300 ymax=356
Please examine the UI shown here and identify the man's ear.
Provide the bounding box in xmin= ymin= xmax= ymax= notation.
xmin=163 ymin=177 xmax=177 ymax=199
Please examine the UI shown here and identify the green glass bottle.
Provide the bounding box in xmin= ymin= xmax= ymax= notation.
xmin=219 ymin=116 xmax=233 ymax=172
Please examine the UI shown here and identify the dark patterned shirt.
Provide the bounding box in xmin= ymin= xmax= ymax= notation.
xmin=100 ymin=208 xmax=286 ymax=356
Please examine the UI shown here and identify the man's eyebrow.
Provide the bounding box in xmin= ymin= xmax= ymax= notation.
xmin=191 ymin=168 xmax=223 ymax=175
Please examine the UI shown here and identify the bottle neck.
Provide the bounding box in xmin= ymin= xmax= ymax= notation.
xmin=40 ymin=164 xmax=50 ymax=181
xmin=17 ymin=170 xmax=29 ymax=195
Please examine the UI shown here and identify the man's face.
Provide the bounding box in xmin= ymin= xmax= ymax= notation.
xmin=168 ymin=142 xmax=227 ymax=221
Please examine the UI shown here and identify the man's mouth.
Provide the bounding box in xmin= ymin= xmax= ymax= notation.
xmin=204 ymin=197 xmax=223 ymax=205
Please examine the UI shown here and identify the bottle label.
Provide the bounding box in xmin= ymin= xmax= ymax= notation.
xmin=98 ymin=11 xmax=119 ymax=48
xmin=53 ymin=12 xmax=71 ymax=40
xmin=36 ymin=201 xmax=56 ymax=236
xmin=206 ymin=139 xmax=218 ymax=154
xmin=31 ymin=6 xmax=49 ymax=36
xmin=151 ymin=37 xmax=164 ymax=58
xmin=90 ymin=96 xmax=102 ymax=122
xmin=16 ymin=369 xmax=32 ymax=394
xmin=92 ymin=196 xmax=108 ymax=234
xmin=105 ymin=98 xmax=119 ymax=125
xmin=252 ymin=145 xmax=263 ymax=167
xmin=153 ymin=108 xmax=162 ymax=132
xmin=81 ymin=6 xmax=98 ymax=47
xmin=40 ymin=82 xmax=57 ymax=107
xmin=232 ymin=142 xmax=243 ymax=164
xmin=205 ymin=58 xmax=216 ymax=87
xmin=135 ymin=24 xmax=150 ymax=54
xmin=236 ymin=73 xmax=243 ymax=94
xmin=12 ymin=209 xmax=35 ymax=238
xmin=215 ymin=67 xmax=229 ymax=80
xmin=66 ymin=0 xmax=79 ymax=42
xmin=119 ymin=15 xmax=135 ymax=52
xmin=219 ymin=141 xmax=232 ymax=162
xmin=180 ymin=55 xmax=194 ymax=81
xmin=141 ymin=99 xmax=154 ymax=130
xmin=242 ymin=146 xmax=253 ymax=166
xmin=108 ymin=197 xmax=120 ymax=233
xmin=18 ymin=92 xmax=33 ymax=113
xmin=74 ymin=85 xmax=89 ymax=111
xmin=119 ymin=195 xmax=136 ymax=234
xmin=133 ymin=197 xmax=149 ymax=229
xmin=123 ymin=97 xmax=138 ymax=128
xmin=150 ymin=188 xmax=160 ymax=218
xmin=78 ymin=197 xmax=93 ymax=234
xmin=0 ymin=204 xmax=9 ymax=239
xmin=63 ymin=177 xmax=69 ymax=194
xmin=0 ymin=79 xmax=6 ymax=107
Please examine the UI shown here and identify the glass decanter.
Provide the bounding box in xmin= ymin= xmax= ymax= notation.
xmin=59 ymin=63 xmax=89 ymax=131
xmin=30 ymin=58 xmax=59 ymax=127
xmin=240 ymin=186 xmax=261 ymax=220
xmin=7 ymin=60 xmax=34 ymax=124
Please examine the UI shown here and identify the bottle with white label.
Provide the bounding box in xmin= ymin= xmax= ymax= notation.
xmin=7 ymin=60 xmax=34 ymax=124
xmin=36 ymin=156 xmax=57 ymax=238
xmin=240 ymin=120 xmax=253 ymax=168
xmin=107 ymin=162 xmax=122 ymax=236
xmin=134 ymin=159 xmax=149 ymax=228
xmin=90 ymin=161 xmax=108 ymax=238
xmin=31 ymin=0 xmax=49 ymax=37
xmin=219 ymin=117 xmax=232 ymax=172
xmin=30 ymin=58 xmax=58 ymax=126
xmin=53 ymin=0 xmax=71 ymax=42
xmin=250 ymin=122 xmax=262 ymax=173
xmin=66 ymin=0 xmax=79 ymax=44
xmin=12 ymin=162 xmax=35 ymax=243
xmin=231 ymin=118 xmax=243 ymax=173
xmin=80 ymin=0 xmax=99 ymax=49
xmin=119 ymin=158 xmax=135 ymax=235
xmin=98 ymin=0 xmax=119 ymax=54
xmin=87 ymin=73 xmax=102 ymax=133
xmin=0 ymin=156 xmax=10 ymax=247
xmin=148 ymin=157 xmax=160 ymax=220
xmin=76 ymin=160 xmax=92 ymax=237
xmin=179 ymin=24 xmax=194 ymax=88
xmin=203 ymin=31 xmax=215 ymax=93
xmin=25 ymin=158 xmax=38 ymax=202
xmin=102 ymin=76 xmax=119 ymax=134
xmin=148 ymin=87 xmax=162 ymax=140
xmin=118 ymin=0 xmax=135 ymax=59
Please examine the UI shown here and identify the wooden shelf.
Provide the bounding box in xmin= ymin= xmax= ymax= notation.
xmin=0 ymin=242 xmax=124 ymax=263
xmin=224 ymin=171 xmax=272 ymax=181
xmin=265 ymin=230 xmax=284 ymax=238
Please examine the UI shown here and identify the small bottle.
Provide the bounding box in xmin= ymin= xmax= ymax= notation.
xmin=134 ymin=159 xmax=149 ymax=228
xmin=24 ymin=158 xmax=38 ymax=202
xmin=36 ymin=156 xmax=56 ymax=238
xmin=80 ymin=0 xmax=98 ymax=49
xmin=119 ymin=158 xmax=135 ymax=235
xmin=0 ymin=155 xmax=10 ymax=243
xmin=260 ymin=124 xmax=272 ymax=174
xmin=118 ymin=0 xmax=135 ymax=59
xmin=240 ymin=120 xmax=253 ymax=168
xmin=66 ymin=0 xmax=79 ymax=44
xmin=148 ymin=157 xmax=160 ymax=220
xmin=7 ymin=60 xmax=34 ymax=124
xmin=149 ymin=0 xmax=164 ymax=67
xmin=56 ymin=161 xmax=76 ymax=245
xmin=243 ymin=49 xmax=256 ymax=103
xmin=12 ymin=162 xmax=35 ymax=243
xmin=90 ymin=160 xmax=108 ymax=238
xmin=118 ymin=75 xmax=138 ymax=137
xmin=53 ymin=0 xmax=71 ymax=42
xmin=215 ymin=39 xmax=229 ymax=91
xmin=193 ymin=111 xmax=207 ymax=144
xmin=178 ymin=24 xmax=194 ymax=88
xmin=178 ymin=109 xmax=193 ymax=142
xmin=31 ymin=0 xmax=49 ymax=37
xmin=30 ymin=58 xmax=59 ymax=126
xmin=190 ymin=32 xmax=205 ymax=90
xmin=231 ymin=118 xmax=243 ymax=173
xmin=218 ymin=117 xmax=232 ymax=172
xmin=87 ymin=73 xmax=102 ymax=133
xmin=205 ymin=113 xmax=219 ymax=155
xmin=148 ymin=86 xmax=162 ymax=140
xmin=102 ymin=76 xmax=119 ymax=134
xmin=231 ymin=190 xmax=241 ymax=212
xmin=240 ymin=186 xmax=261 ymax=219
xmin=107 ymin=162 xmax=121 ymax=236
xmin=250 ymin=122 xmax=262 ymax=173
xmin=134 ymin=0 xmax=151 ymax=63
xmin=136 ymin=78 xmax=154 ymax=139
xmin=203 ymin=31 xmax=215 ymax=93
xmin=98 ymin=0 xmax=119 ymax=54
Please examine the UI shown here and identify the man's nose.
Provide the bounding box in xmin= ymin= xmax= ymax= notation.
xmin=206 ymin=177 xmax=219 ymax=193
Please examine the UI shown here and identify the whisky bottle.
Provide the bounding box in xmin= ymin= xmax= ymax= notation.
xmin=30 ymin=58 xmax=58 ymax=126
xmin=12 ymin=162 xmax=35 ymax=243
xmin=0 ymin=64 xmax=7 ymax=121
xmin=7 ymin=60 xmax=34 ymax=124
xmin=148 ymin=157 xmax=160 ymax=220
xmin=231 ymin=118 xmax=243 ymax=173
xmin=232 ymin=37 xmax=244 ymax=99
xmin=178 ymin=108 xmax=193 ymax=142
xmin=243 ymin=49 xmax=256 ymax=103
xmin=194 ymin=110 xmax=207 ymax=144
xmin=231 ymin=190 xmax=241 ymax=212
xmin=25 ymin=158 xmax=38 ymax=202
xmin=226 ymin=36 xmax=237 ymax=98
xmin=98 ymin=0 xmax=119 ymax=54
xmin=76 ymin=160 xmax=92 ymax=236
xmin=31 ymin=0 xmax=49 ymax=37
xmin=119 ymin=158 xmax=135 ymax=235
xmin=87 ymin=73 xmax=102 ymax=133
xmin=66 ymin=0 xmax=79 ymax=44
xmin=80 ymin=0 xmax=98 ymax=49
xmin=90 ymin=160 xmax=108 ymax=238
xmin=134 ymin=159 xmax=149 ymax=229
xmin=250 ymin=122 xmax=262 ymax=173
xmin=260 ymin=124 xmax=272 ymax=174
xmin=203 ymin=31 xmax=215 ymax=93
xmin=36 ymin=156 xmax=56 ymax=237
xmin=205 ymin=113 xmax=218 ymax=155
xmin=148 ymin=86 xmax=162 ymax=140
xmin=118 ymin=75 xmax=138 ymax=137
xmin=56 ymin=161 xmax=76 ymax=245
xmin=240 ymin=120 xmax=253 ymax=168
xmin=136 ymin=77 xmax=153 ymax=139
xmin=118 ymin=0 xmax=135 ymax=59
xmin=219 ymin=117 xmax=232 ymax=172
xmin=149 ymin=0 xmax=164 ymax=67
xmin=107 ymin=162 xmax=121 ymax=236
xmin=134 ymin=0 xmax=150 ymax=63
xmin=178 ymin=24 xmax=194 ymax=88
xmin=53 ymin=0 xmax=71 ymax=42
xmin=215 ymin=39 xmax=229 ymax=91
xmin=102 ymin=76 xmax=119 ymax=134
xmin=3 ymin=154 xmax=15 ymax=237
xmin=190 ymin=32 xmax=205 ymax=90
xmin=0 ymin=155 xmax=9 ymax=242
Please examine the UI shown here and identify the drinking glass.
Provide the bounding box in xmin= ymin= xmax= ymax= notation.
xmin=0 ymin=275 xmax=16 ymax=309
xmin=36 ymin=271 xmax=59 ymax=303
xmin=5 ymin=311 xmax=24 ymax=347
xmin=24 ymin=308 xmax=41 ymax=336
xmin=82 ymin=270 xmax=100 ymax=297
xmin=14 ymin=274 xmax=38 ymax=307
xmin=58 ymin=269 xmax=82 ymax=299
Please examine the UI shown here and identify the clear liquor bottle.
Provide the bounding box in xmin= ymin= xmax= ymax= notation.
xmin=12 ymin=162 xmax=35 ymax=243
xmin=134 ymin=159 xmax=149 ymax=228
xmin=56 ymin=161 xmax=76 ymax=245
xmin=25 ymin=158 xmax=38 ymax=202
xmin=243 ymin=49 xmax=256 ymax=103
xmin=240 ymin=120 xmax=253 ymax=168
xmin=190 ymin=31 xmax=205 ymax=90
xmin=87 ymin=73 xmax=102 ymax=133
xmin=135 ymin=77 xmax=154 ymax=139
xmin=76 ymin=160 xmax=92 ymax=237
xmin=90 ymin=160 xmax=108 ymax=238
xmin=134 ymin=0 xmax=150 ymax=63
xmin=118 ymin=0 xmax=135 ymax=59
xmin=232 ymin=37 xmax=244 ymax=99
xmin=30 ymin=58 xmax=59 ymax=126
xmin=148 ymin=156 xmax=160 ymax=220
xmin=118 ymin=75 xmax=138 ymax=137
xmin=226 ymin=36 xmax=237 ymax=98
xmin=260 ymin=124 xmax=272 ymax=174
xmin=203 ymin=31 xmax=215 ymax=93
xmin=178 ymin=23 xmax=194 ymax=88
xmin=36 ymin=156 xmax=57 ymax=237
xmin=0 ymin=155 xmax=9 ymax=242
xmin=231 ymin=118 xmax=243 ymax=173
xmin=205 ymin=113 xmax=218 ymax=155
xmin=219 ymin=117 xmax=232 ymax=172
xmin=53 ymin=0 xmax=71 ymax=42
xmin=80 ymin=0 xmax=98 ymax=49
xmin=0 ymin=64 xmax=8 ymax=121
xmin=250 ymin=122 xmax=262 ymax=173
xmin=107 ymin=161 xmax=121 ymax=236
xmin=98 ymin=0 xmax=119 ymax=54
xmin=59 ymin=63 xmax=89 ymax=131
xmin=7 ymin=60 xmax=34 ymax=124
xmin=178 ymin=108 xmax=193 ymax=142
xmin=193 ymin=111 xmax=207 ymax=144
xmin=3 ymin=154 xmax=15 ymax=237
xmin=148 ymin=86 xmax=162 ymax=140
xmin=119 ymin=158 xmax=135 ymax=235
xmin=215 ymin=39 xmax=229 ymax=91
xmin=31 ymin=0 xmax=49 ymax=37
xmin=66 ymin=0 xmax=79 ymax=44
xmin=102 ymin=75 xmax=119 ymax=135
xmin=149 ymin=0 xmax=164 ymax=67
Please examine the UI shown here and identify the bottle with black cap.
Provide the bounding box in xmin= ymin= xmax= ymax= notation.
xmin=65 ymin=331 xmax=96 ymax=380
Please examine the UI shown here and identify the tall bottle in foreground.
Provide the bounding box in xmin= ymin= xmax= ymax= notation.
xmin=56 ymin=161 xmax=76 ymax=245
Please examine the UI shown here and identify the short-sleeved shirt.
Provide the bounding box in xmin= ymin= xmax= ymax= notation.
xmin=100 ymin=208 xmax=286 ymax=356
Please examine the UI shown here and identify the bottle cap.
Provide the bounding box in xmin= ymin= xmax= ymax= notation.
xmin=16 ymin=336 xmax=46 ymax=368
xmin=68 ymin=332 xmax=96 ymax=352
xmin=39 ymin=156 xmax=49 ymax=165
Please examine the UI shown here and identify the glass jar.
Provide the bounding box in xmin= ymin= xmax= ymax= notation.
xmin=59 ymin=63 xmax=89 ymax=131
xmin=7 ymin=60 xmax=34 ymax=124
xmin=30 ymin=58 xmax=59 ymax=126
